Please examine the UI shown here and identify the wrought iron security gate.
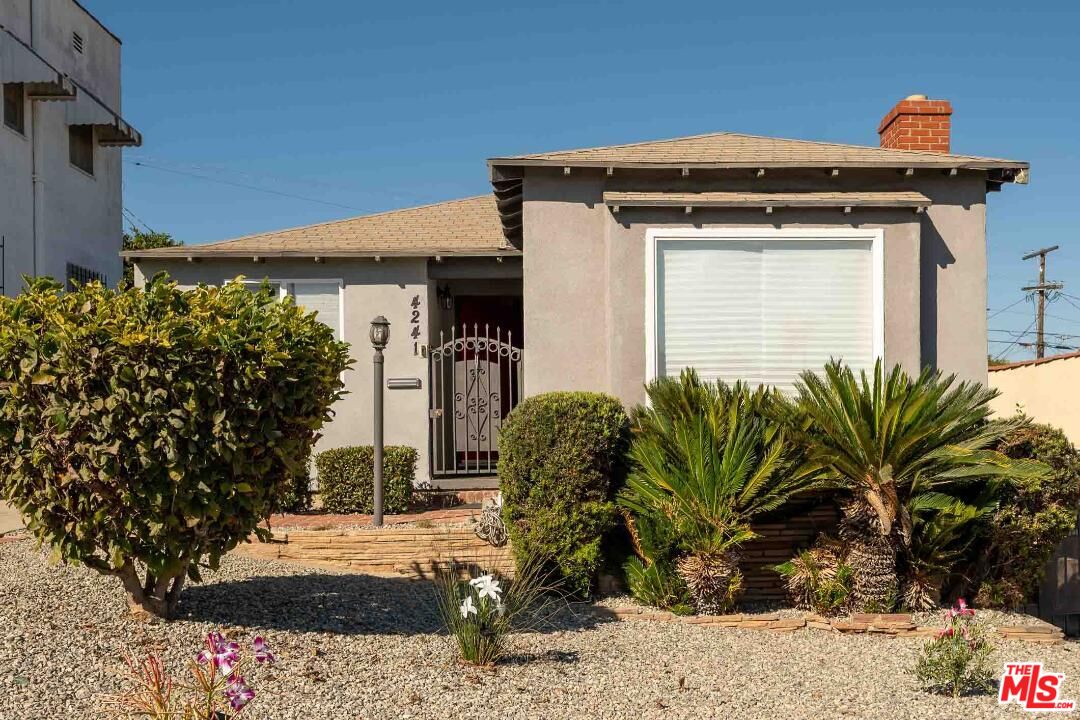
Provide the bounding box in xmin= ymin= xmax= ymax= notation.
xmin=429 ymin=324 xmax=523 ymax=477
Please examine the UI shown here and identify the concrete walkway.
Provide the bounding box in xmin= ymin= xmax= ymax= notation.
xmin=0 ymin=502 xmax=23 ymax=536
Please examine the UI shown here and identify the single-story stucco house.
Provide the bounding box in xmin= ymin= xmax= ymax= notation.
xmin=126 ymin=95 xmax=1029 ymax=487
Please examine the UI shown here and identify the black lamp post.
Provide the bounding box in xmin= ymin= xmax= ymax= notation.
xmin=369 ymin=315 xmax=390 ymax=527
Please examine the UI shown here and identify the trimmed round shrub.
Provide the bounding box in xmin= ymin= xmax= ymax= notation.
xmin=316 ymin=445 xmax=417 ymax=514
xmin=0 ymin=276 xmax=350 ymax=618
xmin=970 ymin=419 xmax=1080 ymax=608
xmin=498 ymin=392 xmax=630 ymax=598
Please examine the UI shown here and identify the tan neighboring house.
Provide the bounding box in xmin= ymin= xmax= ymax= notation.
xmin=126 ymin=95 xmax=1029 ymax=487
xmin=990 ymin=352 xmax=1080 ymax=441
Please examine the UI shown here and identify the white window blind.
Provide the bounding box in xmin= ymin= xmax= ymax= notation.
xmin=287 ymin=282 xmax=342 ymax=341
xmin=656 ymin=235 xmax=876 ymax=395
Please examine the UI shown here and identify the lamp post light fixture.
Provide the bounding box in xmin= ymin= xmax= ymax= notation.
xmin=369 ymin=315 xmax=390 ymax=526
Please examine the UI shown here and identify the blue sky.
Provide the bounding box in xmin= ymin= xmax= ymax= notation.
xmin=93 ymin=0 xmax=1080 ymax=361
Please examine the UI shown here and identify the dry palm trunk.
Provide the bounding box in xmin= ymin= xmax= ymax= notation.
xmin=677 ymin=550 xmax=743 ymax=615
xmin=839 ymin=500 xmax=898 ymax=611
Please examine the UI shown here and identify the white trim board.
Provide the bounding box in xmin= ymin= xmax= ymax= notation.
xmin=644 ymin=227 xmax=886 ymax=386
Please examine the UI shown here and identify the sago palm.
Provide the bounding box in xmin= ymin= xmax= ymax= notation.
xmin=621 ymin=370 xmax=825 ymax=613
xmin=903 ymin=489 xmax=997 ymax=610
xmin=784 ymin=360 xmax=1045 ymax=611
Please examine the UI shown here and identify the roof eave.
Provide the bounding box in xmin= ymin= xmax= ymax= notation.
xmin=123 ymin=249 xmax=523 ymax=260
xmin=488 ymin=157 xmax=1029 ymax=172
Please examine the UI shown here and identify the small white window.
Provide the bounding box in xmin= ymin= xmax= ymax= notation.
xmin=287 ymin=282 xmax=342 ymax=341
xmin=239 ymin=278 xmax=343 ymax=341
xmin=646 ymin=229 xmax=883 ymax=395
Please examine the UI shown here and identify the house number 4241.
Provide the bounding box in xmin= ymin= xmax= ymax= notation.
xmin=410 ymin=294 xmax=422 ymax=356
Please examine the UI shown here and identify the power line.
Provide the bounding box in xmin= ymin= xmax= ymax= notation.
xmin=122 ymin=206 xmax=154 ymax=234
xmin=994 ymin=319 xmax=1037 ymax=357
xmin=987 ymin=297 xmax=1028 ymax=319
xmin=126 ymin=160 xmax=372 ymax=213
xmin=989 ymin=328 xmax=1080 ymax=341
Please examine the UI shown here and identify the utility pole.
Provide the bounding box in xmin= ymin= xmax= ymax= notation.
xmin=1021 ymin=245 xmax=1063 ymax=359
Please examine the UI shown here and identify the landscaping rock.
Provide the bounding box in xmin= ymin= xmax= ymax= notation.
xmin=2 ymin=542 xmax=1078 ymax=720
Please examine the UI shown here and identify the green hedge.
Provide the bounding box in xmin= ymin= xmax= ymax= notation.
xmin=316 ymin=445 xmax=417 ymax=514
xmin=498 ymin=391 xmax=630 ymax=598
xmin=970 ymin=420 xmax=1080 ymax=608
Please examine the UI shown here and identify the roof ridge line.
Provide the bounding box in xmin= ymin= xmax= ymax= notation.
xmin=721 ymin=131 xmax=1000 ymax=162
xmin=495 ymin=130 xmax=733 ymax=160
xmin=192 ymin=195 xmax=491 ymax=249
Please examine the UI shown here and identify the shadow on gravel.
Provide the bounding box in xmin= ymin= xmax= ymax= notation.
xmin=178 ymin=573 xmax=615 ymax=637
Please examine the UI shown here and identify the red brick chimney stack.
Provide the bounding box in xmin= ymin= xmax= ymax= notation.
xmin=878 ymin=95 xmax=953 ymax=152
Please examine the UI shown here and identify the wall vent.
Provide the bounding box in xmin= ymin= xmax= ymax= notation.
xmin=72 ymin=32 xmax=84 ymax=54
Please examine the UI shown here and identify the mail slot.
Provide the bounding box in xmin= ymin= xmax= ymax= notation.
xmin=387 ymin=377 xmax=422 ymax=390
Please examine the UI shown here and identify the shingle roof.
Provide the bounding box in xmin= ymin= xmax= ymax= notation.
xmin=123 ymin=196 xmax=516 ymax=259
xmin=603 ymin=190 xmax=932 ymax=209
xmin=489 ymin=131 xmax=1028 ymax=170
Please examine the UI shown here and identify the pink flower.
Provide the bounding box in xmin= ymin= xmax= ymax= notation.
xmin=224 ymin=676 xmax=255 ymax=711
xmin=196 ymin=632 xmax=240 ymax=674
xmin=252 ymin=636 xmax=275 ymax=665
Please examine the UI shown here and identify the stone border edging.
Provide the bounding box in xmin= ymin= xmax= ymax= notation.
xmin=603 ymin=607 xmax=1066 ymax=644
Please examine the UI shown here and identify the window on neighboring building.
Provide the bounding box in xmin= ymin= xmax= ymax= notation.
xmin=69 ymin=124 xmax=94 ymax=175
xmin=240 ymin=279 xmax=343 ymax=340
xmin=67 ymin=263 xmax=106 ymax=290
xmin=3 ymin=83 xmax=25 ymax=134
xmin=72 ymin=31 xmax=85 ymax=55
xmin=647 ymin=229 xmax=883 ymax=395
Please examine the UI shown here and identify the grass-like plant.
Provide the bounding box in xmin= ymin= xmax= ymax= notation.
xmin=103 ymin=631 xmax=275 ymax=718
xmin=434 ymin=554 xmax=554 ymax=666
xmin=914 ymin=600 xmax=995 ymax=698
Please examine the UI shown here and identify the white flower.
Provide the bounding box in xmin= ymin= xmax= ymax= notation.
xmin=459 ymin=596 xmax=477 ymax=618
xmin=471 ymin=575 xmax=503 ymax=602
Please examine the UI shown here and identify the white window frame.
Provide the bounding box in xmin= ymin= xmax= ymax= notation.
xmin=233 ymin=277 xmax=346 ymax=343
xmin=644 ymin=227 xmax=885 ymax=384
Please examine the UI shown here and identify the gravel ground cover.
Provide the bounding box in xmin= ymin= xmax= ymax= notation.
xmin=1 ymin=539 xmax=1077 ymax=720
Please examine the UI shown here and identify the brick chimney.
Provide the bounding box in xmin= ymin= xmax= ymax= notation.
xmin=877 ymin=95 xmax=953 ymax=152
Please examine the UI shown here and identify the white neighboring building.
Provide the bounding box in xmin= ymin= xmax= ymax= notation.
xmin=0 ymin=0 xmax=140 ymax=296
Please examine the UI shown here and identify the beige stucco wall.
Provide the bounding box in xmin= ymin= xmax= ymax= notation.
xmin=521 ymin=167 xmax=989 ymax=409
xmin=135 ymin=258 xmax=434 ymax=481
xmin=0 ymin=0 xmax=125 ymax=294
xmin=989 ymin=357 xmax=1080 ymax=441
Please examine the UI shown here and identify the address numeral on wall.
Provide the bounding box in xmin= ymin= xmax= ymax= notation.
xmin=410 ymin=294 xmax=422 ymax=356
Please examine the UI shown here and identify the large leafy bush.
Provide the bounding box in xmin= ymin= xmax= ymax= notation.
xmin=969 ymin=420 xmax=1080 ymax=608
xmin=315 ymin=445 xmax=417 ymax=514
xmin=0 ymin=277 xmax=350 ymax=618
xmin=498 ymin=392 xmax=630 ymax=598
xmin=621 ymin=370 xmax=824 ymax=613
xmin=780 ymin=360 xmax=1044 ymax=612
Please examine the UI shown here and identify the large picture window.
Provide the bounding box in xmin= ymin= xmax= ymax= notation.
xmin=646 ymin=228 xmax=883 ymax=395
